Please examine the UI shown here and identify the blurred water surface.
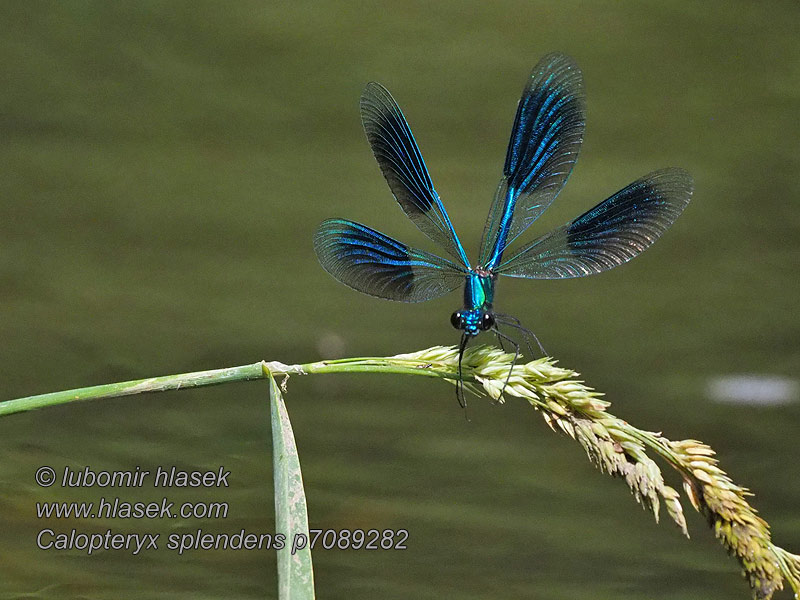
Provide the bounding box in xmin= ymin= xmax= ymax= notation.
xmin=1 ymin=2 xmax=798 ymax=598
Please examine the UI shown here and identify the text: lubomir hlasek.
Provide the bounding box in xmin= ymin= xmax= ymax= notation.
xmin=47 ymin=465 xmax=230 ymax=488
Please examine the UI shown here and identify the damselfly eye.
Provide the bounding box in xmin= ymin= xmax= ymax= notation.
xmin=450 ymin=311 xmax=463 ymax=329
xmin=480 ymin=313 xmax=495 ymax=330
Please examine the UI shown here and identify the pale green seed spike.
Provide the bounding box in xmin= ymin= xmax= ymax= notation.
xmin=1 ymin=344 xmax=797 ymax=599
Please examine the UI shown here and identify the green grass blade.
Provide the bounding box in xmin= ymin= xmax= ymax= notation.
xmin=269 ymin=373 xmax=315 ymax=600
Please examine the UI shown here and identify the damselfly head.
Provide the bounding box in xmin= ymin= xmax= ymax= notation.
xmin=451 ymin=310 xmax=495 ymax=336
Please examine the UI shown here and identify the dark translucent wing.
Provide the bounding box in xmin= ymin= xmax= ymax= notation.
xmin=313 ymin=218 xmax=466 ymax=302
xmin=360 ymin=82 xmax=470 ymax=267
xmin=480 ymin=53 xmax=585 ymax=268
xmin=496 ymin=168 xmax=693 ymax=279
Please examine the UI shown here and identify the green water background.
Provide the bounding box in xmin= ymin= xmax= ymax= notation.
xmin=1 ymin=2 xmax=798 ymax=598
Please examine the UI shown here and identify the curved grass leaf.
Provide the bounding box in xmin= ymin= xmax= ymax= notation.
xmin=269 ymin=373 xmax=315 ymax=599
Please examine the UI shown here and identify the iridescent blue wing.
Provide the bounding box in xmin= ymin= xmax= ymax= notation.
xmin=314 ymin=218 xmax=466 ymax=302
xmin=360 ymin=82 xmax=470 ymax=268
xmin=495 ymin=168 xmax=693 ymax=279
xmin=480 ymin=53 xmax=585 ymax=269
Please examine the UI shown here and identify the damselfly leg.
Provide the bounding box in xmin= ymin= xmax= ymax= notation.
xmin=492 ymin=327 xmax=520 ymax=403
xmin=494 ymin=330 xmax=507 ymax=352
xmin=494 ymin=313 xmax=547 ymax=357
xmin=456 ymin=332 xmax=469 ymax=409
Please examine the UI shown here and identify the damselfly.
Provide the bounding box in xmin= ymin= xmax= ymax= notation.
xmin=314 ymin=53 xmax=693 ymax=405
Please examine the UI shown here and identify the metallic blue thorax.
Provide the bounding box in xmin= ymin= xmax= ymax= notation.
xmin=462 ymin=271 xmax=496 ymax=335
